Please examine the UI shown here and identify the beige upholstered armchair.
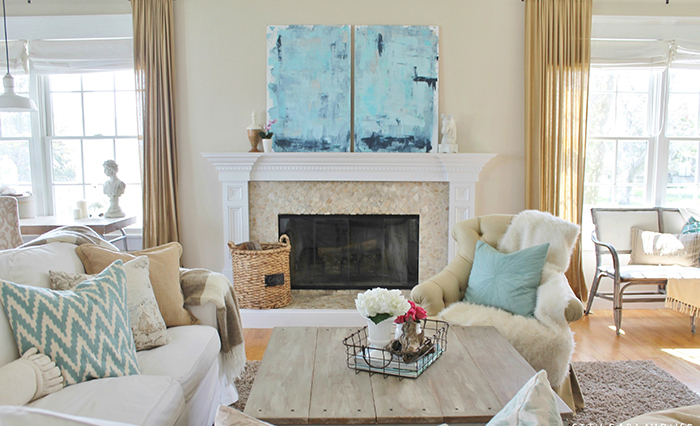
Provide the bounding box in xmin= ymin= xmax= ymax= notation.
xmin=412 ymin=214 xmax=584 ymax=322
xmin=411 ymin=212 xmax=585 ymax=409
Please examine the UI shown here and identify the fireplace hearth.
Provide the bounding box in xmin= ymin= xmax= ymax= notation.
xmin=279 ymin=214 xmax=419 ymax=290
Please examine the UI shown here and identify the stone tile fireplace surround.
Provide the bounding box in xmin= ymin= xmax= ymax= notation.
xmin=204 ymin=152 xmax=495 ymax=285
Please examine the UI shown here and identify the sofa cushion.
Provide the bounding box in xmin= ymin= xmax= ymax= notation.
xmin=27 ymin=374 xmax=184 ymax=426
xmin=0 ymin=260 xmax=140 ymax=385
xmin=137 ymin=325 xmax=220 ymax=401
xmin=630 ymin=228 xmax=700 ymax=267
xmin=0 ymin=406 xmax=137 ymax=426
xmin=603 ymin=264 xmax=700 ymax=281
xmin=50 ymin=256 xmax=169 ymax=351
xmin=75 ymin=242 xmax=197 ymax=327
xmin=0 ymin=242 xmax=85 ymax=289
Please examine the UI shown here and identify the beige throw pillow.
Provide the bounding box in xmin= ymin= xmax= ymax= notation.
xmin=50 ymin=256 xmax=169 ymax=351
xmin=630 ymin=228 xmax=700 ymax=267
xmin=75 ymin=242 xmax=198 ymax=327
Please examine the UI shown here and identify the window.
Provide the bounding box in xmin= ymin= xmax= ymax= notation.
xmin=585 ymin=69 xmax=655 ymax=206
xmin=47 ymin=71 xmax=141 ymax=218
xmin=584 ymin=49 xmax=700 ymax=208
xmin=666 ymin=68 xmax=700 ymax=205
xmin=0 ymin=70 xmax=142 ymax=221
xmin=0 ymin=75 xmax=32 ymax=195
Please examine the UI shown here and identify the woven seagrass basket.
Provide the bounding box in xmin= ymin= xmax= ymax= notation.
xmin=228 ymin=234 xmax=292 ymax=309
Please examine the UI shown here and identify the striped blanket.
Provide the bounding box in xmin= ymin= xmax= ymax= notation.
xmin=180 ymin=268 xmax=246 ymax=384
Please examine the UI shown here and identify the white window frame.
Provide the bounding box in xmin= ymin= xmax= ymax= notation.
xmin=2 ymin=14 xmax=137 ymax=219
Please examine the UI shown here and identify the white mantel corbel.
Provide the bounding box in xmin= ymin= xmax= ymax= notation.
xmin=203 ymin=152 xmax=496 ymax=280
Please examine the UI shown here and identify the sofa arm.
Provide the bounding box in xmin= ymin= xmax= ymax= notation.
xmin=186 ymin=302 xmax=218 ymax=328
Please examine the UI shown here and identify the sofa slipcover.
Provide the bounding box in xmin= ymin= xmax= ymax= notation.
xmin=138 ymin=325 xmax=221 ymax=400
xmin=27 ymin=375 xmax=184 ymax=426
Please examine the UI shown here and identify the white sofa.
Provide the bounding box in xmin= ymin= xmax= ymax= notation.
xmin=0 ymin=241 xmax=236 ymax=426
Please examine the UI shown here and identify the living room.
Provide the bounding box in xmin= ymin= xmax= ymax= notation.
xmin=1 ymin=0 xmax=700 ymax=425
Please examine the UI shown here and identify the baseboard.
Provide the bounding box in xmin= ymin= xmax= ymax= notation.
xmin=240 ymin=308 xmax=367 ymax=328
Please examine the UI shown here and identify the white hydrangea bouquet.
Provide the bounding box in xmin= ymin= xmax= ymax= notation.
xmin=355 ymin=287 xmax=411 ymax=325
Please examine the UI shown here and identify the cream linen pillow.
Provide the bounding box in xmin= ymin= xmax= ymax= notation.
xmin=75 ymin=242 xmax=198 ymax=327
xmin=50 ymin=256 xmax=169 ymax=351
xmin=630 ymin=228 xmax=700 ymax=267
xmin=485 ymin=370 xmax=563 ymax=426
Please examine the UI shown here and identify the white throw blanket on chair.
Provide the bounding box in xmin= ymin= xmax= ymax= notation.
xmin=439 ymin=210 xmax=580 ymax=388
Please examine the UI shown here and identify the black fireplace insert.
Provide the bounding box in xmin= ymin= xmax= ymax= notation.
xmin=278 ymin=214 xmax=419 ymax=290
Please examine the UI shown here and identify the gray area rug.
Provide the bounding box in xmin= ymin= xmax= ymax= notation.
xmin=232 ymin=359 xmax=700 ymax=425
xmin=571 ymin=360 xmax=700 ymax=425
xmin=231 ymin=360 xmax=260 ymax=412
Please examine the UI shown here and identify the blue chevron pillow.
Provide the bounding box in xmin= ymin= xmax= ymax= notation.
xmin=0 ymin=260 xmax=140 ymax=385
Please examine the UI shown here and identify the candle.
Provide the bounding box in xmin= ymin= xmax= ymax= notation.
xmin=73 ymin=208 xmax=83 ymax=220
xmin=76 ymin=200 xmax=88 ymax=219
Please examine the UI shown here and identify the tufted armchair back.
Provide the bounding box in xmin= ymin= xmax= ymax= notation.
xmin=0 ymin=197 xmax=22 ymax=250
xmin=411 ymin=214 xmax=513 ymax=316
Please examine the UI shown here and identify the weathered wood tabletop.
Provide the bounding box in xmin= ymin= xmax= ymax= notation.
xmin=244 ymin=325 xmax=572 ymax=425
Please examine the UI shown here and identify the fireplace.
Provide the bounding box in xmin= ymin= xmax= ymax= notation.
xmin=279 ymin=214 xmax=419 ymax=290
xmin=203 ymin=152 xmax=496 ymax=283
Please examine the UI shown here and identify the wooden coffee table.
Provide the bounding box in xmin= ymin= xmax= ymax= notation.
xmin=244 ymin=325 xmax=572 ymax=425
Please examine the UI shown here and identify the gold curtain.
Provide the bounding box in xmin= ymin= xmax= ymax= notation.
xmin=132 ymin=0 xmax=180 ymax=247
xmin=525 ymin=0 xmax=592 ymax=301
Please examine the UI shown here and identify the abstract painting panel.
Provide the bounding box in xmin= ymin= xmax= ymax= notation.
xmin=267 ymin=25 xmax=351 ymax=152
xmin=354 ymin=26 xmax=439 ymax=153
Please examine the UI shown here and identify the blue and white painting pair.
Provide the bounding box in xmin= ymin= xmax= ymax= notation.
xmin=266 ymin=25 xmax=439 ymax=153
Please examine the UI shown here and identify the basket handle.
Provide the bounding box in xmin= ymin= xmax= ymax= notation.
xmin=227 ymin=241 xmax=238 ymax=251
xmin=279 ymin=234 xmax=290 ymax=246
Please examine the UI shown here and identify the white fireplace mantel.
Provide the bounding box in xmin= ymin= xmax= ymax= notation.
xmin=203 ymin=152 xmax=496 ymax=279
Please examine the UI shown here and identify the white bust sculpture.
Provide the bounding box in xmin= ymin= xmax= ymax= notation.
xmin=103 ymin=160 xmax=126 ymax=218
xmin=441 ymin=114 xmax=457 ymax=145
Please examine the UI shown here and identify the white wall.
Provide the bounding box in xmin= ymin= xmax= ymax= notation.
xmin=172 ymin=0 xmax=526 ymax=271
xmin=9 ymin=0 xmax=700 ymax=276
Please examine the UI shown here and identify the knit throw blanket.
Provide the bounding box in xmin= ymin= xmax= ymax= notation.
xmin=180 ymin=268 xmax=246 ymax=384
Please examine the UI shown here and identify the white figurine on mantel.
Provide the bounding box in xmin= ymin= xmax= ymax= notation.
xmin=103 ymin=160 xmax=126 ymax=218
xmin=439 ymin=114 xmax=458 ymax=153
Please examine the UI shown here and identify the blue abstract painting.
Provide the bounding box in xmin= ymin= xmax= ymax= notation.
xmin=267 ymin=25 xmax=351 ymax=152
xmin=354 ymin=26 xmax=439 ymax=153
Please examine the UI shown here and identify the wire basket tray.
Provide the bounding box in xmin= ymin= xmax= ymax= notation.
xmin=342 ymin=319 xmax=449 ymax=379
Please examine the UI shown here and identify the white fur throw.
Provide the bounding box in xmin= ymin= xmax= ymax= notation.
xmin=439 ymin=210 xmax=580 ymax=388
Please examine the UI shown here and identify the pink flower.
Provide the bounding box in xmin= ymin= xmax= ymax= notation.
xmin=394 ymin=300 xmax=427 ymax=323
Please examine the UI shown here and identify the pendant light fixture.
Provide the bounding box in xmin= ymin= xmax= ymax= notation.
xmin=0 ymin=0 xmax=36 ymax=111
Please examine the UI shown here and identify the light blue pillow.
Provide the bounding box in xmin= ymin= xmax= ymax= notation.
xmin=464 ymin=241 xmax=549 ymax=317
xmin=0 ymin=260 xmax=140 ymax=386
xmin=683 ymin=216 xmax=700 ymax=234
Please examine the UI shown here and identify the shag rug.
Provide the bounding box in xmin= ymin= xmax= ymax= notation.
xmin=571 ymin=360 xmax=700 ymax=425
xmin=231 ymin=360 xmax=700 ymax=425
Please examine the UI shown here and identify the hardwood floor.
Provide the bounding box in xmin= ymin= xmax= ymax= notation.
xmin=242 ymin=309 xmax=700 ymax=394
